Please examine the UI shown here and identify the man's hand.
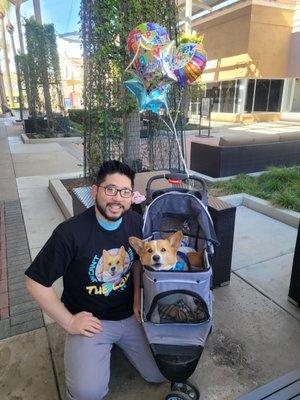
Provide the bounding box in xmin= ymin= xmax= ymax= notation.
xmin=66 ymin=311 xmax=103 ymax=337
xmin=133 ymin=293 xmax=141 ymax=323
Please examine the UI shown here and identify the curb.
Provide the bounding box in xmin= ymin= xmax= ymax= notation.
xmin=0 ymin=202 xmax=9 ymax=320
xmin=220 ymin=193 xmax=299 ymax=228
xmin=49 ymin=177 xmax=299 ymax=228
xmin=49 ymin=179 xmax=73 ymax=219
xmin=21 ymin=133 xmax=82 ymax=144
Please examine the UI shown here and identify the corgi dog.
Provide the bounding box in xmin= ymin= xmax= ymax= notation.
xmin=129 ymin=231 xmax=204 ymax=324
xmin=101 ymin=246 xmax=126 ymax=282
xmin=129 ymin=231 xmax=183 ymax=271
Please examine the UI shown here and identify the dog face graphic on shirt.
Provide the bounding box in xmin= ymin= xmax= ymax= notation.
xmin=99 ymin=246 xmax=127 ymax=282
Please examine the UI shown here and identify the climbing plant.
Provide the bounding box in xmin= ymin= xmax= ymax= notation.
xmin=17 ymin=19 xmax=64 ymax=133
xmin=80 ymin=0 xmax=183 ymax=177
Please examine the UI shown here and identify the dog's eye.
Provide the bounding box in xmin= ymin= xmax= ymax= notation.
xmin=108 ymin=262 xmax=112 ymax=266
xmin=117 ymin=261 xmax=120 ymax=264
xmin=161 ymin=248 xmax=166 ymax=252
xmin=147 ymin=248 xmax=153 ymax=254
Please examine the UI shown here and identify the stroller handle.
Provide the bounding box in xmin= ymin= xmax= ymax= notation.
xmin=146 ymin=173 xmax=207 ymax=204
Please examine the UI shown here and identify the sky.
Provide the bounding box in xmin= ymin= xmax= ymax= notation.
xmin=8 ymin=0 xmax=81 ymax=35
xmin=4 ymin=0 xmax=82 ymax=73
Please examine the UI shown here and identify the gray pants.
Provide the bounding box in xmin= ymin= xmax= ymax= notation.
xmin=64 ymin=315 xmax=165 ymax=400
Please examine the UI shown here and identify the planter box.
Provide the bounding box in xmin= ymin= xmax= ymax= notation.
xmin=21 ymin=133 xmax=82 ymax=144
xmin=71 ymin=186 xmax=143 ymax=216
xmin=237 ymin=369 xmax=300 ymax=400
xmin=71 ymin=185 xmax=235 ymax=286
xmin=24 ymin=116 xmax=70 ymax=134
xmin=288 ymin=223 xmax=300 ymax=307
xmin=190 ymin=140 xmax=300 ymax=178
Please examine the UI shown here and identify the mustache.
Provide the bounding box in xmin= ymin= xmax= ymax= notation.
xmin=106 ymin=202 xmax=124 ymax=208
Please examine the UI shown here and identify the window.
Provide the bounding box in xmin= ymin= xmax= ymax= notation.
xmin=220 ymin=80 xmax=235 ymax=112
xmin=234 ymin=80 xmax=241 ymax=113
xmin=268 ymin=80 xmax=283 ymax=112
xmin=245 ymin=79 xmax=255 ymax=112
xmin=205 ymin=83 xmax=220 ymax=112
xmin=254 ymin=80 xmax=270 ymax=111
xmin=245 ymin=79 xmax=284 ymax=112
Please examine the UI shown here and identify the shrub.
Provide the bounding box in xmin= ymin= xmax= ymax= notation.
xmin=69 ymin=109 xmax=85 ymax=125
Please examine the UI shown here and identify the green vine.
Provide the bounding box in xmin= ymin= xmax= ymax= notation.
xmin=81 ymin=0 xmax=180 ymax=176
xmin=17 ymin=18 xmax=64 ymax=132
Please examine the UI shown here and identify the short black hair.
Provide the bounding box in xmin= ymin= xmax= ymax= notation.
xmin=95 ymin=160 xmax=135 ymax=188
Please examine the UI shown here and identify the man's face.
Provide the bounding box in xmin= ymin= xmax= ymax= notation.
xmin=92 ymin=173 xmax=133 ymax=222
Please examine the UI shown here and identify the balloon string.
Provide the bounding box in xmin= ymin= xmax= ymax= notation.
xmin=125 ymin=42 xmax=142 ymax=72
xmin=161 ymin=118 xmax=173 ymax=134
xmin=164 ymin=95 xmax=189 ymax=176
xmin=173 ymin=94 xmax=183 ymax=127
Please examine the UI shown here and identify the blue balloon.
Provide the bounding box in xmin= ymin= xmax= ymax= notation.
xmin=124 ymin=77 xmax=169 ymax=114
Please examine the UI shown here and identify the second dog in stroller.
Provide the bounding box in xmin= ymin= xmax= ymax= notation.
xmin=130 ymin=173 xmax=218 ymax=400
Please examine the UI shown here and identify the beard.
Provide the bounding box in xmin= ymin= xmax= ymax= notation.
xmin=95 ymin=197 xmax=127 ymax=222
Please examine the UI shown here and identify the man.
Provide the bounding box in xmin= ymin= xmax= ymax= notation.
xmin=25 ymin=160 xmax=164 ymax=400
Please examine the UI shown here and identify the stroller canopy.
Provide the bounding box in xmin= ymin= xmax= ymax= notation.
xmin=143 ymin=192 xmax=218 ymax=248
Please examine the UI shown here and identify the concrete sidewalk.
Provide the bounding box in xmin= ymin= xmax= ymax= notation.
xmin=0 ymin=118 xmax=299 ymax=400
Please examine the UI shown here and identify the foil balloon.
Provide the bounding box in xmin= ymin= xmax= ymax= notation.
xmin=172 ymin=43 xmax=207 ymax=88
xmin=127 ymin=41 xmax=177 ymax=92
xmin=124 ymin=77 xmax=169 ymax=114
xmin=127 ymin=22 xmax=170 ymax=56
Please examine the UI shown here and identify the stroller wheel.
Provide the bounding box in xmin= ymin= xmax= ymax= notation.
xmin=170 ymin=380 xmax=200 ymax=399
xmin=165 ymin=391 xmax=193 ymax=400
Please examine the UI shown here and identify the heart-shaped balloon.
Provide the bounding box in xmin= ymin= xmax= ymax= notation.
xmin=127 ymin=41 xmax=177 ymax=92
xmin=171 ymin=43 xmax=207 ymax=88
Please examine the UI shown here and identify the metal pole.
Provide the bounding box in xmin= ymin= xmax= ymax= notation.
xmin=33 ymin=0 xmax=42 ymax=24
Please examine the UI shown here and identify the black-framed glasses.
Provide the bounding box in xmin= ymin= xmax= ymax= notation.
xmin=98 ymin=185 xmax=133 ymax=198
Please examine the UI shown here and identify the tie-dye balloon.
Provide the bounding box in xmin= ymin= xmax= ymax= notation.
xmin=171 ymin=43 xmax=207 ymax=88
xmin=127 ymin=22 xmax=170 ymax=56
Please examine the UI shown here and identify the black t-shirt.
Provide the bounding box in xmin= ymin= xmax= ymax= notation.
xmin=25 ymin=207 xmax=143 ymax=321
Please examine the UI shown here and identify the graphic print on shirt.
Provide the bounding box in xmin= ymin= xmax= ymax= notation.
xmin=86 ymin=246 xmax=135 ymax=297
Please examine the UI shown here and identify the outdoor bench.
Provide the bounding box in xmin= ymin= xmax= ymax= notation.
xmin=236 ymin=369 xmax=300 ymax=399
xmin=190 ymin=131 xmax=300 ymax=177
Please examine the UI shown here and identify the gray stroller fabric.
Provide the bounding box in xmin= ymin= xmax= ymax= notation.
xmin=142 ymin=262 xmax=213 ymax=347
xmin=141 ymin=189 xmax=215 ymax=349
xmin=143 ymin=192 xmax=218 ymax=251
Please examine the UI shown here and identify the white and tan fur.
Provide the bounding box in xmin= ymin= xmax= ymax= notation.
xmin=129 ymin=231 xmax=200 ymax=323
xmin=129 ymin=231 xmax=183 ymax=271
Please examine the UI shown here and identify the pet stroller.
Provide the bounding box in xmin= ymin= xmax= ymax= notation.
xmin=141 ymin=173 xmax=218 ymax=400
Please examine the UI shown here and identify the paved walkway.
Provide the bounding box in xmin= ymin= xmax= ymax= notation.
xmin=0 ymin=118 xmax=299 ymax=400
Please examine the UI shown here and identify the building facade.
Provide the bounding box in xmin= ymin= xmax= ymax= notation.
xmin=182 ymin=0 xmax=300 ymax=122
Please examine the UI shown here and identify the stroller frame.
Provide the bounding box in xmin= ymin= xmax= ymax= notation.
xmin=140 ymin=173 xmax=218 ymax=400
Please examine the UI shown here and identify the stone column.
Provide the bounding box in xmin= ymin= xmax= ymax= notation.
xmin=0 ymin=13 xmax=14 ymax=106
xmin=7 ymin=21 xmax=23 ymax=120
xmin=33 ymin=0 xmax=42 ymax=24
xmin=15 ymin=0 xmax=25 ymax=54
xmin=185 ymin=0 xmax=192 ymax=35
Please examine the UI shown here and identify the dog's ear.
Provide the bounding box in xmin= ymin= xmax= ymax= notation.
xmin=102 ymin=249 xmax=109 ymax=256
xmin=119 ymin=246 xmax=126 ymax=258
xmin=129 ymin=237 xmax=144 ymax=256
xmin=168 ymin=231 xmax=183 ymax=249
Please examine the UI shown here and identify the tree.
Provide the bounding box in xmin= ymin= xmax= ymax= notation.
xmin=17 ymin=19 xmax=64 ymax=132
xmin=81 ymin=0 xmax=179 ymax=176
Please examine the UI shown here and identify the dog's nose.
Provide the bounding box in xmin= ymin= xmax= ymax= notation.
xmin=111 ymin=266 xmax=116 ymax=272
xmin=152 ymin=255 xmax=160 ymax=262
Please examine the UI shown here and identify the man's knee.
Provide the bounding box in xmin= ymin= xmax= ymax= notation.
xmin=142 ymin=370 xmax=166 ymax=384
xmin=66 ymin=382 xmax=108 ymax=400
